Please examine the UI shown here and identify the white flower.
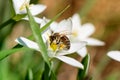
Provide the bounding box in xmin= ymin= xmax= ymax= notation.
xmin=71 ymin=13 xmax=105 ymax=57
xmin=107 ymin=51 xmax=120 ymax=62
xmin=13 ymin=0 xmax=46 ymax=15
xmin=15 ymin=19 xmax=87 ymax=69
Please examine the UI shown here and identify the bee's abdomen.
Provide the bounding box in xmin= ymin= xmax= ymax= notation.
xmin=60 ymin=36 xmax=70 ymax=50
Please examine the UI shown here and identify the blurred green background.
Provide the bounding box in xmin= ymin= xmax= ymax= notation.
xmin=0 ymin=0 xmax=120 ymax=80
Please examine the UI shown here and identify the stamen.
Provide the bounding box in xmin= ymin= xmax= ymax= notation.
xmin=59 ymin=44 xmax=66 ymax=50
xmin=20 ymin=0 xmax=30 ymax=10
xmin=72 ymin=31 xmax=78 ymax=37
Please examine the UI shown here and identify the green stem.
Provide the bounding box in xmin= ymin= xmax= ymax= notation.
xmin=0 ymin=18 xmax=15 ymax=30
xmin=40 ymin=5 xmax=70 ymax=33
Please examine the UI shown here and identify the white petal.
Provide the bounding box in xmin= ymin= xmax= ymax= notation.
xmin=33 ymin=17 xmax=43 ymax=24
xmin=107 ymin=51 xmax=120 ymax=62
xmin=47 ymin=50 xmax=55 ymax=58
xmin=77 ymin=47 xmax=87 ymax=57
xmin=13 ymin=0 xmax=26 ymax=14
xmin=72 ymin=13 xmax=81 ymax=29
xmin=55 ymin=56 xmax=84 ymax=69
xmin=29 ymin=4 xmax=46 ymax=15
xmin=40 ymin=18 xmax=53 ymax=42
xmin=40 ymin=17 xmax=51 ymax=28
xmin=57 ymin=41 xmax=86 ymax=56
xmin=15 ymin=37 xmax=40 ymax=51
xmin=13 ymin=0 xmax=30 ymax=14
xmin=50 ymin=21 xmax=58 ymax=30
xmin=57 ymin=52 xmax=69 ymax=56
xmin=24 ymin=17 xmax=50 ymax=31
xmin=23 ymin=17 xmax=43 ymax=24
xmin=84 ymin=38 xmax=105 ymax=46
xmin=52 ymin=19 xmax=72 ymax=34
xmin=67 ymin=41 xmax=87 ymax=53
xmin=42 ymin=29 xmax=51 ymax=43
xmin=78 ymin=23 xmax=95 ymax=39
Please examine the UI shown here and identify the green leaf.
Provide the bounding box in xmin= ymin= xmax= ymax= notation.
xmin=42 ymin=63 xmax=57 ymax=80
xmin=0 ymin=14 xmax=26 ymax=30
xmin=0 ymin=47 xmax=28 ymax=61
xmin=26 ymin=7 xmax=50 ymax=67
xmin=77 ymin=54 xmax=90 ymax=80
xmin=0 ymin=58 xmax=9 ymax=80
xmin=33 ymin=58 xmax=45 ymax=80
xmin=9 ymin=0 xmax=16 ymax=16
xmin=28 ymin=69 xmax=33 ymax=80
xmin=42 ymin=63 xmax=50 ymax=80
xmin=0 ymin=18 xmax=15 ymax=30
xmin=25 ymin=68 xmax=33 ymax=80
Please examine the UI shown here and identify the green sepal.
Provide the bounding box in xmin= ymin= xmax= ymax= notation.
xmin=13 ymin=14 xmax=27 ymax=21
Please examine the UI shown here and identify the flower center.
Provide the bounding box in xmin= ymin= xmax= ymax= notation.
xmin=72 ymin=30 xmax=78 ymax=37
xmin=50 ymin=42 xmax=58 ymax=51
xmin=49 ymin=33 xmax=70 ymax=52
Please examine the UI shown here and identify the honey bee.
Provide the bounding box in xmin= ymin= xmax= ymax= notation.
xmin=49 ymin=32 xmax=70 ymax=50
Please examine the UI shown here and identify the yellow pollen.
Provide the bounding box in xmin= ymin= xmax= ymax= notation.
xmin=50 ymin=42 xmax=58 ymax=51
xmin=59 ymin=44 xmax=65 ymax=50
xmin=73 ymin=32 xmax=78 ymax=37
xmin=50 ymin=42 xmax=65 ymax=52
